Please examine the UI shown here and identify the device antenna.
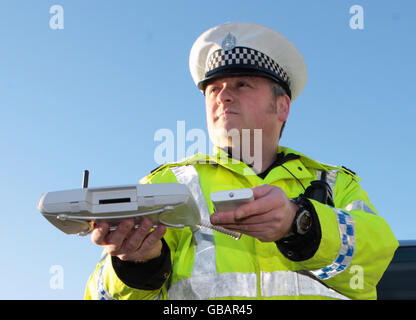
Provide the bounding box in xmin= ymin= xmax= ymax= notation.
xmin=82 ymin=170 xmax=89 ymax=188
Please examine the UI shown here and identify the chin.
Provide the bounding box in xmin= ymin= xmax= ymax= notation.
xmin=218 ymin=120 xmax=243 ymax=133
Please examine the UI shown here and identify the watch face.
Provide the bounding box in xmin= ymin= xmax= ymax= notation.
xmin=296 ymin=210 xmax=312 ymax=235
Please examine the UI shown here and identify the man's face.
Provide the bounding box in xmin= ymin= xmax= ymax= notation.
xmin=204 ymin=75 xmax=290 ymax=149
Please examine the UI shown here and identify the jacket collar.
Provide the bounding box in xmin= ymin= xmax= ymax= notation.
xmin=179 ymin=146 xmax=333 ymax=184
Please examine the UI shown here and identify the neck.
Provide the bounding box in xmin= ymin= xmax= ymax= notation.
xmin=222 ymin=143 xmax=279 ymax=174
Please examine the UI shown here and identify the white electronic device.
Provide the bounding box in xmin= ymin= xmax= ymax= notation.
xmin=210 ymin=188 xmax=254 ymax=212
xmin=209 ymin=188 xmax=254 ymax=241
xmin=38 ymin=183 xmax=202 ymax=236
xmin=38 ymin=170 xmax=202 ymax=236
xmin=38 ymin=170 xmax=242 ymax=239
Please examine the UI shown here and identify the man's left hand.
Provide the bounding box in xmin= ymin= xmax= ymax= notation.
xmin=210 ymin=185 xmax=298 ymax=242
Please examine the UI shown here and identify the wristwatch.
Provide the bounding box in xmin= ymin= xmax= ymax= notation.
xmin=284 ymin=196 xmax=312 ymax=237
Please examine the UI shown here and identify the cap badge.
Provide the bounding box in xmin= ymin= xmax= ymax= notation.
xmin=221 ymin=33 xmax=236 ymax=51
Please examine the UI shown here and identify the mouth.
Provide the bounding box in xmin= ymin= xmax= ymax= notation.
xmin=215 ymin=110 xmax=239 ymax=121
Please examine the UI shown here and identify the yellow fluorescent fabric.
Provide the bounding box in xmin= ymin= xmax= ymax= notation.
xmin=84 ymin=146 xmax=398 ymax=300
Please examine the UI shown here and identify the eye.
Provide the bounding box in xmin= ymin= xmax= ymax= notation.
xmin=207 ymin=86 xmax=220 ymax=96
xmin=236 ymin=81 xmax=249 ymax=88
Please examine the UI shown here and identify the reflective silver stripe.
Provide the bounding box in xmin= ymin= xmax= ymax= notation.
xmin=310 ymin=208 xmax=356 ymax=280
xmin=316 ymin=169 xmax=337 ymax=197
xmin=170 ymin=165 xmax=221 ymax=299
xmin=97 ymin=261 xmax=115 ymax=300
xmin=261 ymin=271 xmax=349 ymax=299
xmin=169 ymin=165 xmax=351 ymax=299
xmin=344 ymin=200 xmax=376 ymax=215
xmin=326 ymin=169 xmax=338 ymax=194
xmin=168 ymin=271 xmax=350 ymax=300
xmin=316 ymin=170 xmax=323 ymax=180
xmin=170 ymin=165 xmax=211 ymax=225
xmin=168 ymin=272 xmax=257 ymax=299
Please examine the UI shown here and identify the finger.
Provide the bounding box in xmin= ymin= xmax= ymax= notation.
xmin=91 ymin=221 xmax=110 ymax=245
xmin=229 ymin=211 xmax=277 ymax=225
xmin=211 ymin=208 xmax=271 ymax=225
xmin=210 ymin=209 xmax=237 ymax=224
xmin=127 ymin=224 xmax=167 ymax=262
xmin=234 ymin=186 xmax=285 ymax=220
xmin=122 ymin=218 xmax=154 ymax=253
xmin=137 ymin=224 xmax=167 ymax=253
xmin=234 ymin=197 xmax=277 ymax=221
xmin=252 ymin=184 xmax=276 ymax=199
xmin=105 ymin=219 xmax=135 ymax=254
xmin=233 ymin=200 xmax=274 ymax=221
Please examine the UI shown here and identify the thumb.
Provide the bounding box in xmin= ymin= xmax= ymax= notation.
xmin=252 ymin=184 xmax=275 ymax=200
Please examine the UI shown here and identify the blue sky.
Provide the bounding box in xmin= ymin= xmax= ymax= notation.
xmin=0 ymin=0 xmax=414 ymax=299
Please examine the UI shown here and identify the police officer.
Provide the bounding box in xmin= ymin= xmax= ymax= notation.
xmin=85 ymin=22 xmax=398 ymax=300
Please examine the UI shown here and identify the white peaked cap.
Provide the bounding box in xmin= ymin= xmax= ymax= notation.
xmin=189 ymin=22 xmax=307 ymax=101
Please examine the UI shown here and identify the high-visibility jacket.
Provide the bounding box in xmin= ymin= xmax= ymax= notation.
xmin=84 ymin=146 xmax=398 ymax=300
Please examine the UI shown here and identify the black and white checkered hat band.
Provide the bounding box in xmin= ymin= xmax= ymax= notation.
xmin=205 ymin=46 xmax=291 ymax=89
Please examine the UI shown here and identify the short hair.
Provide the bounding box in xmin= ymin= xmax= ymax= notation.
xmin=270 ymin=80 xmax=287 ymax=99
xmin=269 ymin=80 xmax=288 ymax=139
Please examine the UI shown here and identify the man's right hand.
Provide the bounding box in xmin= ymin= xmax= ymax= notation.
xmin=91 ymin=218 xmax=167 ymax=262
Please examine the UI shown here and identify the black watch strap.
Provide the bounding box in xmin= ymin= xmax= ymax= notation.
xmin=275 ymin=196 xmax=322 ymax=261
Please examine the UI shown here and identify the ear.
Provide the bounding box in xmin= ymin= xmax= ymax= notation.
xmin=277 ymin=95 xmax=291 ymax=122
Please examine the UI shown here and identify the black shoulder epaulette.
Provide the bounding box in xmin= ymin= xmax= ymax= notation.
xmin=341 ymin=166 xmax=357 ymax=176
xmin=150 ymin=164 xmax=164 ymax=174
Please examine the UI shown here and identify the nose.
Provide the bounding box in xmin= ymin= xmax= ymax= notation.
xmin=216 ymin=84 xmax=234 ymax=105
